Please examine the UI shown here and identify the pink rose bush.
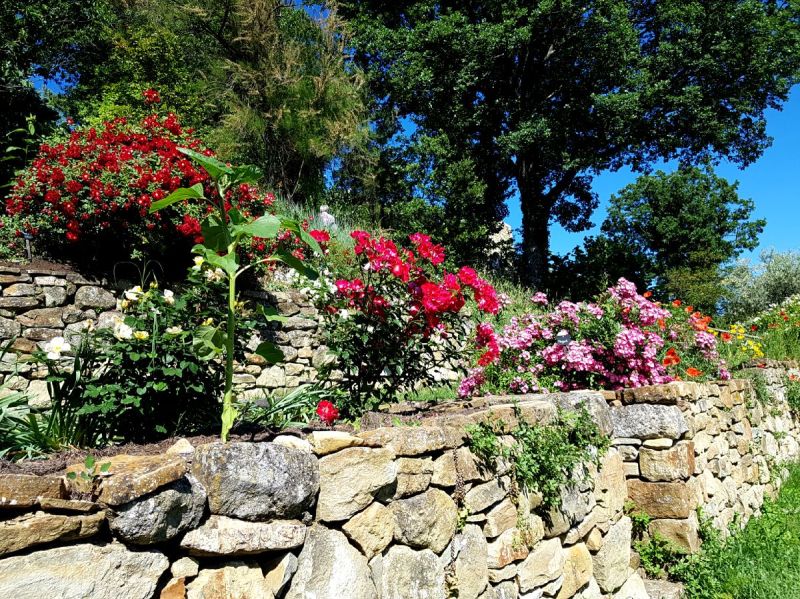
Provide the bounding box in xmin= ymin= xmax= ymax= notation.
xmin=317 ymin=230 xmax=499 ymax=416
xmin=459 ymin=278 xmax=730 ymax=397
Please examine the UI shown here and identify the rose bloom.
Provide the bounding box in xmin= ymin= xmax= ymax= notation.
xmin=316 ymin=400 xmax=339 ymax=425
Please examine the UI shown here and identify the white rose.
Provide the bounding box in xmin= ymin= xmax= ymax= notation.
xmin=163 ymin=289 xmax=175 ymax=305
xmin=124 ymin=285 xmax=143 ymax=301
xmin=114 ymin=321 xmax=133 ymax=340
xmin=43 ymin=336 xmax=71 ymax=360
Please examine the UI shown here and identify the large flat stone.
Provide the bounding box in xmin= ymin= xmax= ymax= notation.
xmin=627 ymin=480 xmax=697 ymax=518
xmin=517 ymin=538 xmax=565 ymax=592
xmin=181 ymin=515 xmax=307 ymax=556
xmin=0 ymin=511 xmax=104 ymax=556
xmin=639 ymin=441 xmax=695 ymax=482
xmin=443 ymin=524 xmax=489 ymax=599
xmin=0 ymin=542 xmax=168 ymax=598
xmin=317 ymin=447 xmax=396 ymax=521
xmin=192 ymin=442 xmax=319 ymax=521
xmin=67 ymin=454 xmax=188 ymax=506
xmin=0 ymin=474 xmax=66 ymax=508
xmin=557 ymin=543 xmax=593 ymax=599
xmin=357 ymin=426 xmax=449 ymax=455
xmin=342 ymin=502 xmax=394 ymax=560
xmin=592 ymin=516 xmax=632 ymax=593
xmin=610 ymin=404 xmax=688 ymax=440
xmin=373 ymin=544 xmax=445 ymax=599
xmin=307 ymin=430 xmax=367 ymax=455
xmin=186 ymin=561 xmax=273 ymax=598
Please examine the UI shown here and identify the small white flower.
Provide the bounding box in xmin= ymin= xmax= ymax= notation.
xmin=165 ymin=325 xmax=183 ymax=335
xmin=163 ymin=289 xmax=175 ymax=305
xmin=205 ymin=268 xmax=225 ymax=283
xmin=192 ymin=256 xmax=204 ymax=271
xmin=114 ymin=320 xmax=133 ymax=340
xmin=43 ymin=336 xmax=71 ymax=360
xmin=339 ymin=309 xmax=350 ymax=320
xmin=124 ymin=285 xmax=143 ymax=301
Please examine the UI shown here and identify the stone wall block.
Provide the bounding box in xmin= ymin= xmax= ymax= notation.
xmin=610 ymin=404 xmax=688 ymax=440
xmin=639 ymin=441 xmax=695 ymax=482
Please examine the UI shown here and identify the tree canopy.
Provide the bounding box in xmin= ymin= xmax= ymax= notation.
xmin=339 ymin=0 xmax=800 ymax=284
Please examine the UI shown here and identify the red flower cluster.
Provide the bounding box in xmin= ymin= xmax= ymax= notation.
xmin=475 ymin=322 xmax=500 ymax=366
xmin=3 ymin=103 xmax=308 ymax=270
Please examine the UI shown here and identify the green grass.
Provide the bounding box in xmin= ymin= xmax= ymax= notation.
xmin=673 ymin=464 xmax=800 ymax=599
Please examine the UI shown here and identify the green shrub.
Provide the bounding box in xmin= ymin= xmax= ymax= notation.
xmin=785 ymin=374 xmax=800 ymax=413
xmin=467 ymin=403 xmax=609 ymax=510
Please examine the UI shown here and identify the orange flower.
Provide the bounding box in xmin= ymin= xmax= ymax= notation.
xmin=662 ymin=347 xmax=681 ymax=367
xmin=686 ymin=367 xmax=702 ymax=377
xmin=720 ymin=332 xmax=732 ymax=342
xmin=789 ymin=374 xmax=799 ymax=381
xmin=643 ymin=291 xmax=653 ymax=298
xmin=685 ymin=305 xmax=695 ymax=313
xmin=657 ymin=318 xmax=666 ymax=330
xmin=672 ymin=299 xmax=682 ymax=307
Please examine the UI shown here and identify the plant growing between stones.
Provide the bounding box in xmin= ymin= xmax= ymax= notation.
xmin=66 ymin=454 xmax=111 ymax=499
xmin=150 ymin=148 xmax=321 ymax=441
xmin=466 ymin=403 xmax=608 ymax=510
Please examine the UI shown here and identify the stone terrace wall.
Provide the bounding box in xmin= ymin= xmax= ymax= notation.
xmin=0 ymin=265 xmax=327 ymax=404
xmin=0 ymin=395 xmax=650 ymax=599
xmin=606 ymin=363 xmax=800 ymax=552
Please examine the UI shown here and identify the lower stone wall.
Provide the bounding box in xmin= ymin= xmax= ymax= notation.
xmin=0 ymin=396 xmax=646 ymax=599
xmin=607 ymin=362 xmax=800 ymax=552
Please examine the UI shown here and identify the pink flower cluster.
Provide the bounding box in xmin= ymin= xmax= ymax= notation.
xmin=459 ymin=278 xmax=730 ymax=397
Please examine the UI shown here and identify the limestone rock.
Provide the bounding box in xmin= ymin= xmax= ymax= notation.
xmin=394 ymin=457 xmax=434 ymax=498
xmin=556 ymin=543 xmax=593 ymax=599
xmin=0 ymin=542 xmax=168 ymax=599
xmin=610 ymin=404 xmax=688 ymax=440
xmin=549 ymin=392 xmax=614 ymax=437
xmin=594 ymin=449 xmax=626 ymax=523
xmin=373 ymin=544 xmax=445 ymax=599
xmin=272 ymin=435 xmax=313 ymax=453
xmin=342 ymin=502 xmax=394 ymax=560
xmin=70 ymin=454 xmax=188 ymax=506
xmin=171 ymin=557 xmax=200 ymax=579
xmin=643 ymin=579 xmax=684 ymax=599
xmin=611 ymin=572 xmax=649 ymax=599
xmin=444 ymin=524 xmax=489 ymax=599
xmin=517 ymin=538 xmax=565 ymax=592
xmin=264 ymin=553 xmax=298 ymax=597
xmin=626 ymin=480 xmax=697 ymax=519
xmin=649 ymin=513 xmax=701 ymax=553
xmin=285 ymin=525 xmax=377 ymax=599
xmin=487 ymin=527 xmax=532 ymax=569
xmin=357 ymin=426 xmax=449 ymax=455
xmin=483 ymin=498 xmax=518 ymax=538
xmin=492 ymin=581 xmax=519 ymax=599
xmin=17 ymin=307 xmax=64 ymax=327
xmin=3 ymin=283 xmax=37 ymax=297
xmin=317 ymin=447 xmax=396 ymax=521
xmin=166 ymin=438 xmax=195 ymax=457
xmin=465 ymin=479 xmax=507 ymax=513
xmin=109 ymin=476 xmax=206 ymax=545
xmin=0 ymin=316 xmax=21 ymax=338
xmin=74 ymin=285 xmax=116 ymax=309
xmin=0 ymin=474 xmax=65 ymax=508
xmin=432 ymin=447 xmax=485 ymax=487
xmin=192 ymin=442 xmax=319 ymax=521
xmin=186 ymin=561 xmax=273 ymax=598
xmin=592 ymin=516 xmax=632 ymax=593
xmin=0 ymin=510 xmax=104 ymax=556
xmin=181 ymin=515 xmax=306 ymax=556
xmin=639 ymin=441 xmax=695 ymax=482
xmin=390 ymin=487 xmax=458 ymax=554
xmin=545 ymin=468 xmax=596 ymax=537
xmin=307 ymin=430 xmax=367 ymax=455
xmin=160 ymin=577 xmax=186 ymax=599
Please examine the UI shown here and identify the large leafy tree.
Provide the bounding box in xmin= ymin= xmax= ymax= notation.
xmin=556 ymin=165 xmax=765 ymax=311
xmin=61 ymin=0 xmax=369 ymax=203
xmin=339 ymin=0 xmax=800 ymax=285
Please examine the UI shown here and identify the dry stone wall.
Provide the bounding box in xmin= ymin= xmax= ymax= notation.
xmin=0 ymin=265 xmax=326 ymax=405
xmin=606 ymin=363 xmax=800 ymax=552
xmin=0 ymin=395 xmax=648 ymax=599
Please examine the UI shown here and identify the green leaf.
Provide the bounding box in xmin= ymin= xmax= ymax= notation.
xmin=149 ymin=183 xmax=204 ymax=213
xmin=254 ymin=340 xmax=284 ymax=364
xmin=192 ymin=325 xmax=226 ymax=360
xmin=239 ymin=214 xmax=281 ymax=239
xmin=84 ymin=455 xmax=95 ymax=470
xmin=66 ymin=471 xmax=77 ymax=480
xmin=231 ymin=164 xmax=263 ymax=185
xmin=205 ymin=251 xmax=239 ymax=276
xmin=201 ymin=215 xmax=228 ymax=252
xmin=272 ymin=248 xmax=318 ymax=280
xmin=100 ymin=462 xmax=111 ymax=473
xmin=179 ymin=148 xmax=233 ymax=180
xmin=280 ymin=218 xmax=323 ymax=256
xmin=257 ymin=304 xmax=288 ymax=323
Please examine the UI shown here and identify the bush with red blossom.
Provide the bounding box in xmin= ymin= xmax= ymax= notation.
xmin=0 ymin=95 xmax=311 ymax=274
xmin=313 ymin=230 xmax=499 ymax=416
xmin=459 ymin=278 xmax=730 ymax=398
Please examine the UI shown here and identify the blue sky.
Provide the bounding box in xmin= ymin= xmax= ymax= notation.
xmin=505 ymin=89 xmax=800 ymax=261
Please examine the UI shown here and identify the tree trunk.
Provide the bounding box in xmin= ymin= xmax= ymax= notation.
xmin=517 ymin=159 xmax=552 ymax=289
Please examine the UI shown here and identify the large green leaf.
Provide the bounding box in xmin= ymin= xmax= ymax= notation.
xmin=149 ymin=183 xmax=204 ymax=213
xmin=200 ymin=216 xmax=228 ymax=252
xmin=272 ymin=248 xmax=318 ymax=280
xmin=192 ymin=325 xmax=226 ymax=360
xmin=280 ymin=218 xmax=323 ymax=256
xmin=179 ymin=148 xmax=233 ymax=180
xmin=239 ymin=214 xmax=281 ymax=239
xmin=254 ymin=340 xmax=284 ymax=364
xmin=205 ymin=251 xmax=239 ymax=276
xmin=257 ymin=304 xmax=288 ymax=323
xmin=232 ymin=164 xmax=263 ymax=186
